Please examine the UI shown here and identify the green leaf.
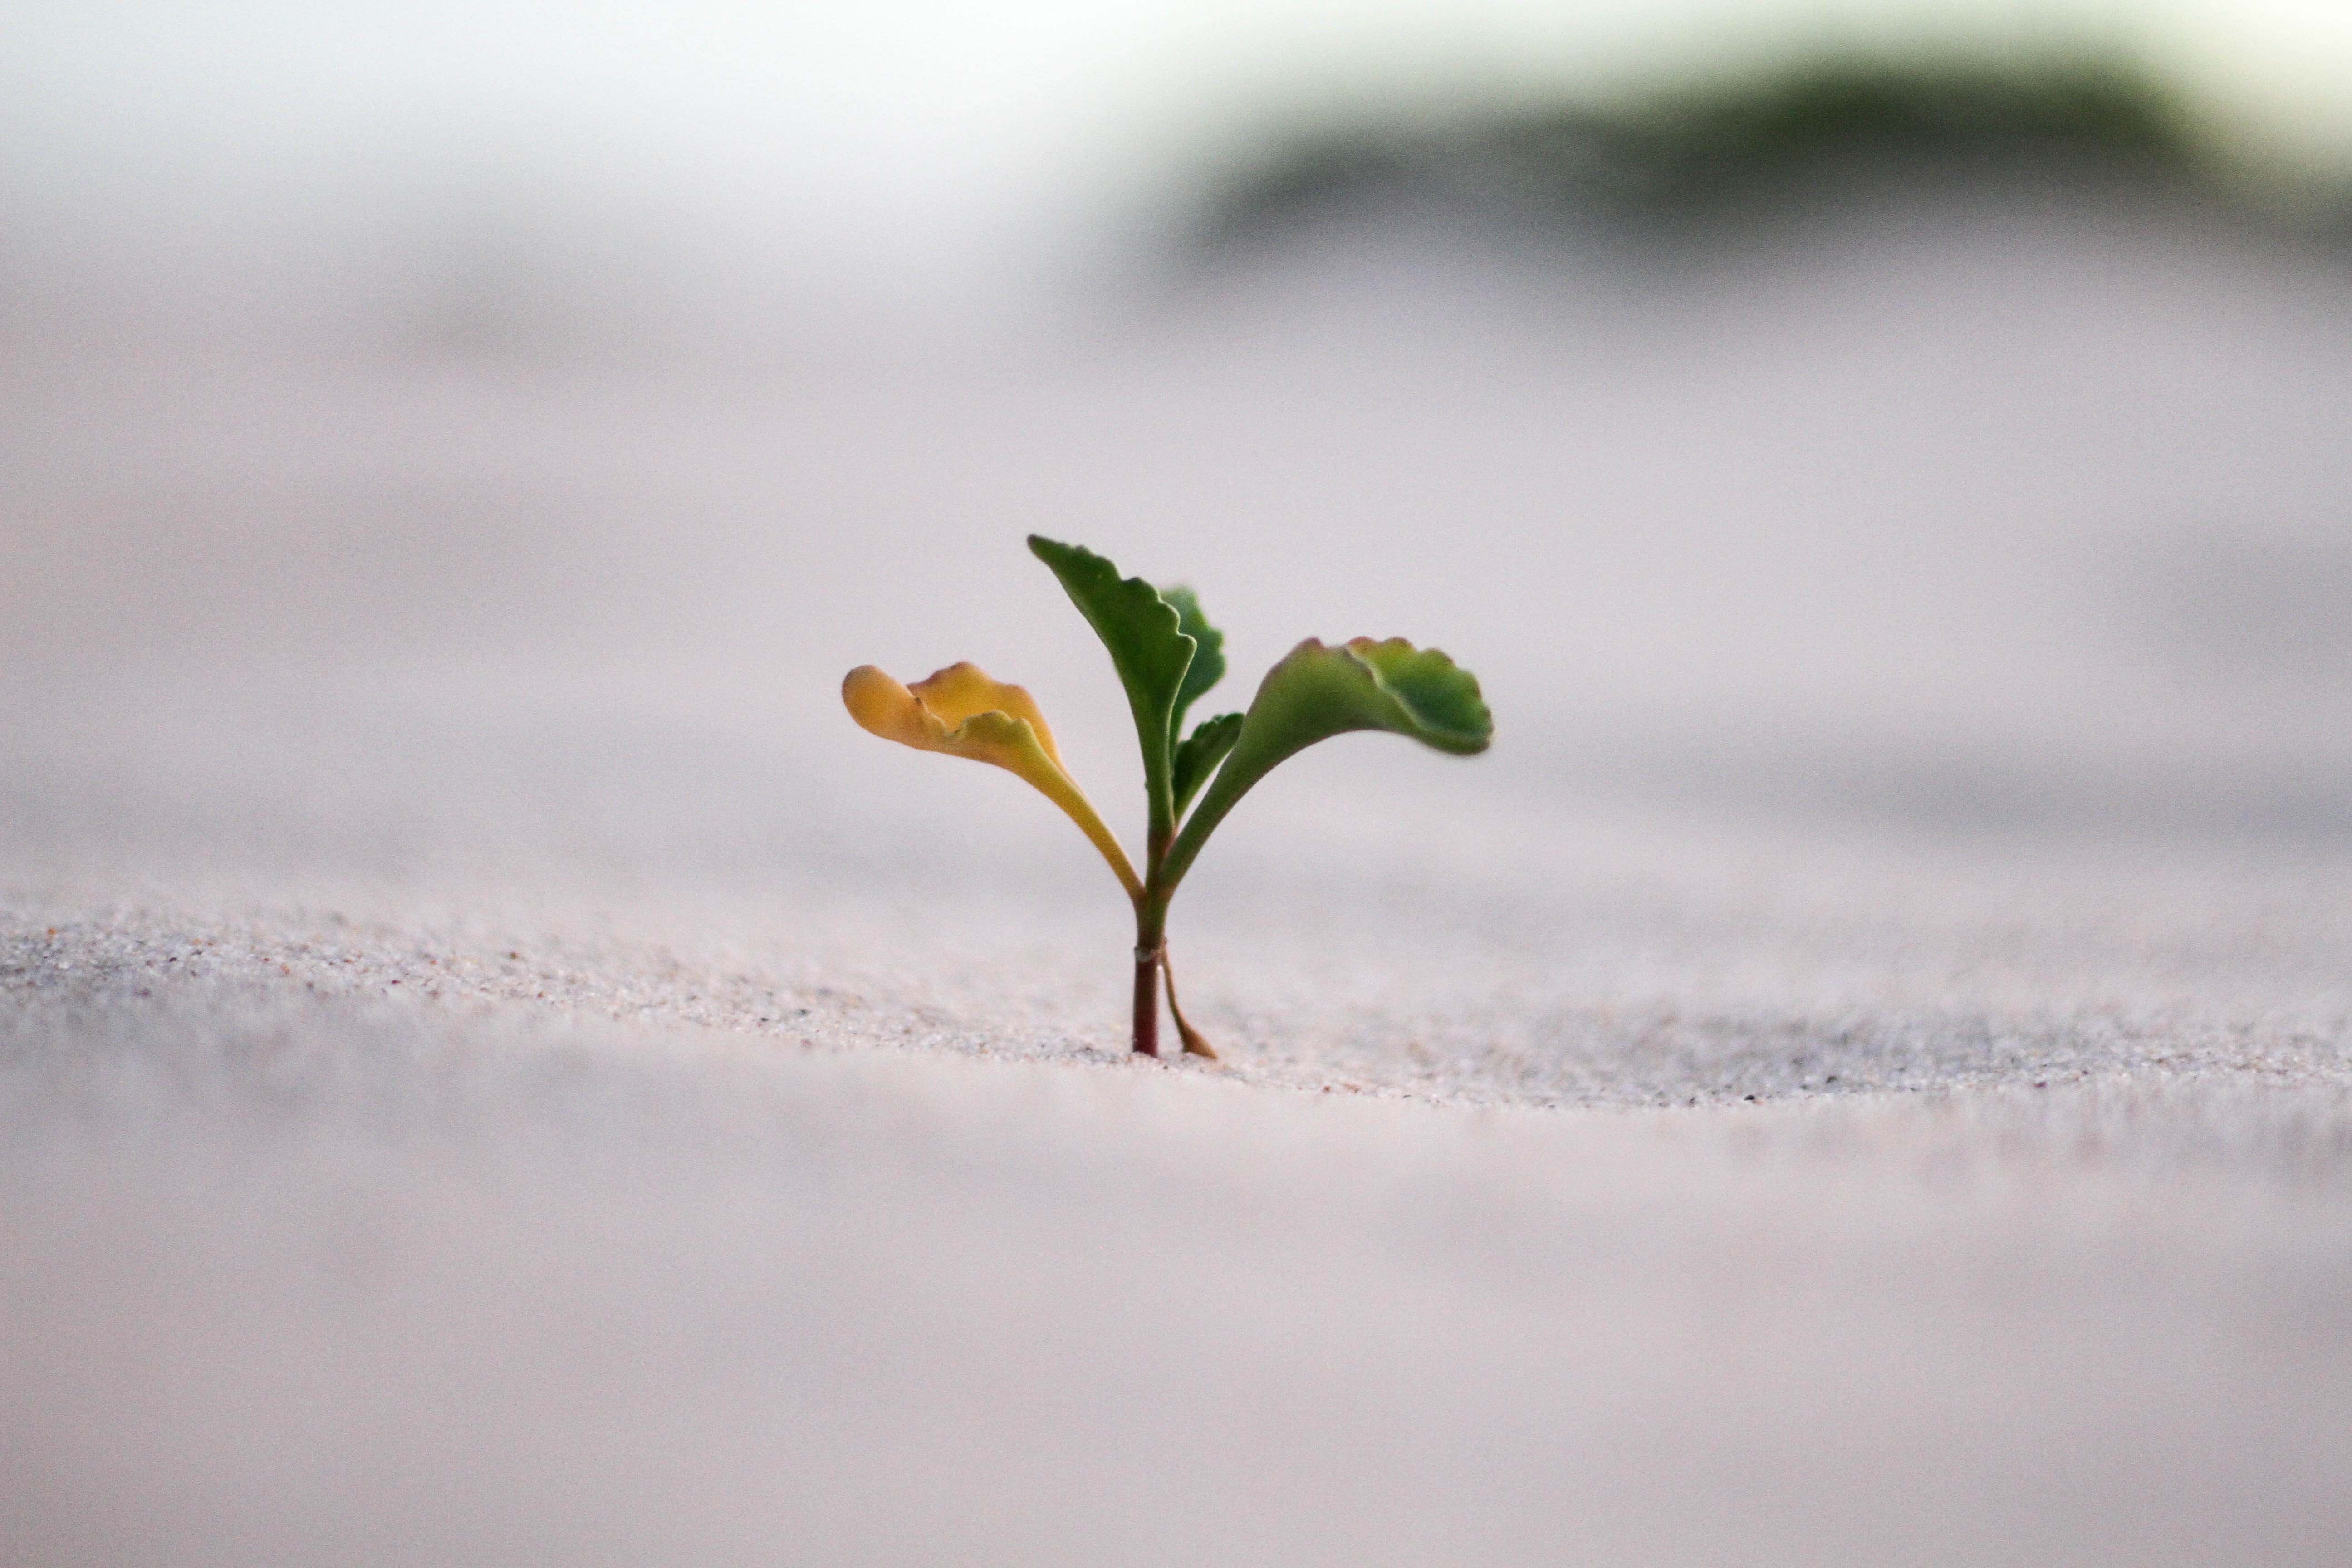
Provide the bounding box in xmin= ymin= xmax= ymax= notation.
xmin=1170 ymin=711 xmax=1242 ymax=819
xmin=1159 ymin=637 xmax=1491 ymax=892
xmin=1028 ymin=536 xmax=1196 ymax=839
xmin=1161 ymin=585 xmax=1226 ymax=739
xmin=1339 ymin=637 xmax=1493 ymax=754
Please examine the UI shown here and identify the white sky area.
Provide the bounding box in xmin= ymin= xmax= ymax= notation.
xmin=7 ymin=0 xmax=2352 ymax=337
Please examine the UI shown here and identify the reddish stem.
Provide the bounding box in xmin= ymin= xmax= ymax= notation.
xmin=1131 ymin=943 xmax=1162 ymax=1057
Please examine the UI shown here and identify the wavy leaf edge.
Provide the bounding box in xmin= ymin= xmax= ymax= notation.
xmin=841 ymin=661 xmax=1142 ymax=900
xmin=1161 ymin=584 xmax=1227 ymax=741
xmin=1026 ymin=535 xmax=1198 ymax=836
xmin=1158 ymin=635 xmax=1491 ymax=893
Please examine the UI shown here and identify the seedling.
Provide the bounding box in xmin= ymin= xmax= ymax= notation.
xmin=843 ymin=537 xmax=1492 ymax=1058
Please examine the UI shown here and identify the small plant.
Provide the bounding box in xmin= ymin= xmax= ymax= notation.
xmin=843 ymin=537 xmax=1492 ymax=1058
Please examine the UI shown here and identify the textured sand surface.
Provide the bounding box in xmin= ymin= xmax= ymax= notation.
xmin=8 ymin=988 xmax=2352 ymax=1568
xmin=7 ymin=201 xmax=2352 ymax=1562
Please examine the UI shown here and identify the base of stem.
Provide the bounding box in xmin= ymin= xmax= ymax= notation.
xmin=1131 ymin=945 xmax=1161 ymax=1057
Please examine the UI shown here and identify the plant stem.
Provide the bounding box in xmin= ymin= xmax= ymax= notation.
xmin=1161 ymin=947 xmax=1215 ymax=1059
xmin=1131 ymin=823 xmax=1173 ymax=1057
xmin=1130 ymin=934 xmax=1161 ymax=1058
xmin=1131 ymin=792 xmax=1191 ymax=1054
xmin=1131 ymin=873 xmax=1169 ymax=1057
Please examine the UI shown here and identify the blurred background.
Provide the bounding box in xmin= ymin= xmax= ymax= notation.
xmin=6 ymin=0 xmax=2352 ymax=911
xmin=9 ymin=0 xmax=2352 ymax=351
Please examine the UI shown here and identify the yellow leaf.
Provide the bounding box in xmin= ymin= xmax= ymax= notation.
xmin=842 ymin=662 xmax=1141 ymax=901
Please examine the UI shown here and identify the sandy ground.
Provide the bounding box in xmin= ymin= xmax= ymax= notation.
xmin=6 ymin=198 xmax=2352 ymax=1563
